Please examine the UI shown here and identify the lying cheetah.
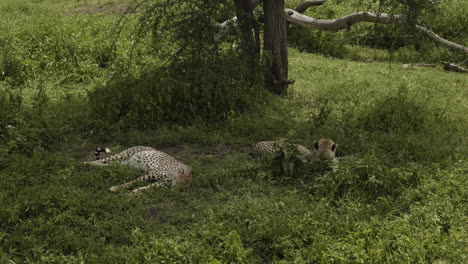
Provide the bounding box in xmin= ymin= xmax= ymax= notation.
xmin=85 ymin=146 xmax=192 ymax=193
xmin=94 ymin=147 xmax=111 ymax=160
xmin=251 ymin=138 xmax=337 ymax=160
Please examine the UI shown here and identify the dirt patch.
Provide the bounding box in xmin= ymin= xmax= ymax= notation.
xmin=72 ymin=4 xmax=129 ymax=15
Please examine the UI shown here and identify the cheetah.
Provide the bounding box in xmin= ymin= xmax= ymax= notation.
xmin=311 ymin=138 xmax=338 ymax=160
xmin=94 ymin=147 xmax=111 ymax=160
xmin=251 ymin=138 xmax=337 ymax=160
xmin=85 ymin=146 xmax=192 ymax=193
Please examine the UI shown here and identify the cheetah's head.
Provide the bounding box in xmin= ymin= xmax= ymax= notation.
xmin=94 ymin=147 xmax=111 ymax=160
xmin=175 ymin=167 xmax=193 ymax=186
xmin=313 ymin=138 xmax=337 ymax=158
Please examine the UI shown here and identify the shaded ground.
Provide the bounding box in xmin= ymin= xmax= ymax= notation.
xmin=77 ymin=144 xmax=238 ymax=162
xmin=72 ymin=4 xmax=129 ymax=15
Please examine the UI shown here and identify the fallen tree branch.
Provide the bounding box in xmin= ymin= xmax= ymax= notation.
xmin=295 ymin=0 xmax=327 ymax=13
xmin=217 ymin=3 xmax=468 ymax=54
xmin=416 ymin=25 xmax=468 ymax=54
xmin=285 ymin=8 xmax=468 ymax=54
xmin=285 ymin=8 xmax=403 ymax=31
xmin=402 ymin=63 xmax=436 ymax=68
xmin=442 ymin=62 xmax=468 ymax=73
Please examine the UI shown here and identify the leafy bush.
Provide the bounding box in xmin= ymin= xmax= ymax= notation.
xmin=288 ymin=26 xmax=349 ymax=58
xmin=89 ymin=58 xmax=261 ymax=133
xmin=0 ymin=85 xmax=92 ymax=158
xmin=0 ymin=41 xmax=27 ymax=85
xmin=357 ymin=85 xmax=427 ymax=134
xmin=0 ymin=15 xmax=124 ymax=88
xmin=88 ymin=0 xmax=263 ymax=133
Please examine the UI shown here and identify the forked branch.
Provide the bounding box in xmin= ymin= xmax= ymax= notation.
xmin=285 ymin=8 xmax=468 ymax=54
xmin=295 ymin=0 xmax=327 ymax=13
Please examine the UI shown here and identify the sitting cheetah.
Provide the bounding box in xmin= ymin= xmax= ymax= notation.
xmin=251 ymin=138 xmax=337 ymax=160
xmin=85 ymin=146 xmax=192 ymax=193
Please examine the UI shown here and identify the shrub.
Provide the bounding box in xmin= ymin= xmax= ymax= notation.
xmin=89 ymin=57 xmax=261 ymax=133
xmin=357 ymin=85 xmax=427 ymax=134
xmin=88 ymin=0 xmax=263 ymax=133
xmin=288 ymin=26 xmax=349 ymax=58
xmin=0 ymin=40 xmax=27 ymax=85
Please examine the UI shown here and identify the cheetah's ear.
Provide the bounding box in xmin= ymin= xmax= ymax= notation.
xmin=94 ymin=147 xmax=103 ymax=159
xmin=313 ymin=140 xmax=319 ymax=150
xmin=178 ymin=168 xmax=185 ymax=175
xmin=331 ymin=143 xmax=337 ymax=152
xmin=94 ymin=147 xmax=102 ymax=155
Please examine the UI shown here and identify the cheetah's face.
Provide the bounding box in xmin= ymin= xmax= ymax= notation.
xmin=175 ymin=167 xmax=192 ymax=186
xmin=94 ymin=147 xmax=111 ymax=160
xmin=313 ymin=138 xmax=337 ymax=158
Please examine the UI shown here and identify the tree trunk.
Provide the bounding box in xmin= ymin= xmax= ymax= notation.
xmin=234 ymin=0 xmax=260 ymax=83
xmin=263 ymin=0 xmax=290 ymax=95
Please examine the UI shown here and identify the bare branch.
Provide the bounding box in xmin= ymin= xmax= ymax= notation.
xmin=285 ymin=8 xmax=468 ymax=54
xmin=295 ymin=0 xmax=327 ymax=13
xmin=285 ymin=8 xmax=403 ymax=31
xmin=416 ymin=25 xmax=468 ymax=54
xmin=442 ymin=62 xmax=468 ymax=73
xmin=402 ymin=63 xmax=436 ymax=68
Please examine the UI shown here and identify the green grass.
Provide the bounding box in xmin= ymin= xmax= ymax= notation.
xmin=1 ymin=0 xmax=467 ymax=263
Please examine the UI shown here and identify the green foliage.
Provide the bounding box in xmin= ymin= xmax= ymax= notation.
xmin=289 ymin=26 xmax=349 ymax=58
xmin=350 ymin=85 xmax=466 ymax=164
xmin=0 ymin=88 xmax=22 ymax=131
xmin=357 ymin=84 xmax=426 ymax=133
xmin=270 ymin=141 xmax=308 ymax=179
xmin=89 ymin=58 xmax=261 ymax=133
xmin=286 ymin=0 xmax=467 ymax=62
xmin=0 ymin=42 xmax=27 ymax=86
xmin=88 ymin=0 xmax=263 ymax=132
xmin=0 ymin=19 xmax=118 ymax=86
xmin=0 ymin=86 xmax=92 ymax=157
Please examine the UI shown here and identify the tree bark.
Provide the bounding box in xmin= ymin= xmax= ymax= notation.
xmin=295 ymin=0 xmax=326 ymax=13
xmin=264 ymin=0 xmax=290 ymax=95
xmin=285 ymin=9 xmax=403 ymax=31
xmin=415 ymin=25 xmax=468 ymax=54
xmin=234 ymin=0 xmax=260 ymax=72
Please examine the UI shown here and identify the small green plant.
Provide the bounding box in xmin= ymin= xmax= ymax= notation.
xmin=309 ymin=98 xmax=333 ymax=136
xmin=270 ymin=141 xmax=308 ymax=179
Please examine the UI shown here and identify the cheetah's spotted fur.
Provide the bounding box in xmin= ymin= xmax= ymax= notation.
xmin=251 ymin=138 xmax=337 ymax=160
xmin=86 ymin=146 xmax=192 ymax=193
xmin=251 ymin=141 xmax=314 ymax=158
